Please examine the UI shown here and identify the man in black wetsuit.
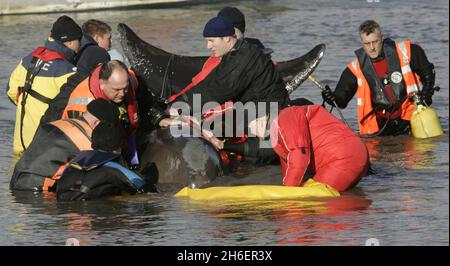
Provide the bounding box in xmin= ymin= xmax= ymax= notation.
xmin=321 ymin=20 xmax=437 ymax=136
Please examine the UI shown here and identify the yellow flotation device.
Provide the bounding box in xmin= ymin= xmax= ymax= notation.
xmin=410 ymin=95 xmax=443 ymax=139
xmin=175 ymin=179 xmax=340 ymax=201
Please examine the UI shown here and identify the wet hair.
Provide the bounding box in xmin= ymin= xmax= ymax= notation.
xmin=99 ymin=60 xmax=128 ymax=80
xmin=82 ymin=19 xmax=112 ymax=37
xmin=359 ymin=20 xmax=381 ymax=35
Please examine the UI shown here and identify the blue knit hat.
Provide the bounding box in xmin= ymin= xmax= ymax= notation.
xmin=203 ymin=16 xmax=235 ymax=37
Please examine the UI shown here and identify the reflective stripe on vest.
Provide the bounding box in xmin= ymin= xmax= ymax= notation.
xmin=43 ymin=119 xmax=93 ymax=191
xmin=396 ymin=40 xmax=423 ymax=95
xmin=62 ymin=78 xmax=94 ymax=119
xmin=348 ymin=59 xmax=380 ymax=135
xmin=67 ymin=97 xmax=93 ymax=106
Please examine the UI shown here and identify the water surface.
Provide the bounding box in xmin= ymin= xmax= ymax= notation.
xmin=0 ymin=0 xmax=448 ymax=245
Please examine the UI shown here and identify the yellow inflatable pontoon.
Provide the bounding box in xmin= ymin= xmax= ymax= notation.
xmin=175 ymin=179 xmax=340 ymax=201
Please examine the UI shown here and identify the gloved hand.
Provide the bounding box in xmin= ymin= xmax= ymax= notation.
xmin=321 ymin=85 xmax=336 ymax=106
xmin=419 ymin=86 xmax=440 ymax=106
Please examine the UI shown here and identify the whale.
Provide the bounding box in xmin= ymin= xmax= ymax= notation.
xmin=138 ymin=128 xmax=223 ymax=192
xmin=118 ymin=23 xmax=326 ymax=189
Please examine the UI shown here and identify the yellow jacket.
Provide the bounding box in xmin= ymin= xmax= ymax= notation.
xmin=7 ymin=38 xmax=77 ymax=155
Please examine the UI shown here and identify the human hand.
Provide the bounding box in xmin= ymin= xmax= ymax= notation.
xmin=198 ymin=128 xmax=224 ymax=150
xmin=419 ymin=86 xmax=439 ymax=106
xmin=158 ymin=117 xmax=186 ymax=128
xmin=168 ymin=107 xmax=180 ymax=117
xmin=321 ymin=85 xmax=336 ymax=106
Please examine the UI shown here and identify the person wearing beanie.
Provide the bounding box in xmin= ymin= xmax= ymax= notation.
xmin=50 ymin=15 xmax=83 ymax=52
xmin=56 ymin=60 xmax=142 ymax=169
xmin=217 ymin=6 xmax=270 ymax=53
xmin=169 ymin=16 xmax=288 ymax=150
xmin=56 ymin=121 xmax=156 ymax=201
xmin=91 ymin=121 xmax=124 ymax=154
xmin=40 ymin=19 xmax=111 ymax=124
xmin=10 ymin=98 xmax=121 ymax=192
xmin=7 ymin=15 xmax=83 ymax=156
xmin=218 ymin=7 xmax=246 ymax=37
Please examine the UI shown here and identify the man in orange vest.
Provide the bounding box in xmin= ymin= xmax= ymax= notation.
xmin=59 ymin=60 xmax=145 ymax=169
xmin=321 ymin=20 xmax=437 ymax=136
xmin=10 ymin=98 xmax=119 ymax=192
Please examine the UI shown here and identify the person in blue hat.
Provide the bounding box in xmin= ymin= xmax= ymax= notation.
xmin=217 ymin=6 xmax=272 ymax=55
xmin=169 ymin=16 xmax=288 ymax=122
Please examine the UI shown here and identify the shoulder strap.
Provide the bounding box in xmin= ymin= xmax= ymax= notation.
xmin=50 ymin=119 xmax=93 ymax=151
xmin=19 ymin=56 xmax=49 ymax=150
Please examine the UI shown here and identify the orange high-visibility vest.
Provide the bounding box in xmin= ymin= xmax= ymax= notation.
xmin=62 ymin=78 xmax=93 ymax=119
xmin=348 ymin=39 xmax=422 ymax=135
xmin=62 ymin=68 xmax=139 ymax=131
xmin=42 ymin=119 xmax=93 ymax=191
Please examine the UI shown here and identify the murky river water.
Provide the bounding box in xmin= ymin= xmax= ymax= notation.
xmin=0 ymin=0 xmax=448 ymax=245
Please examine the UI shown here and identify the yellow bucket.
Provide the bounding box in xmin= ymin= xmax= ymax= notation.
xmin=410 ymin=103 xmax=443 ymax=139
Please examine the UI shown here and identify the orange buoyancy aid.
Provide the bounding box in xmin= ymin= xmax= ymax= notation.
xmin=348 ymin=39 xmax=422 ymax=135
xmin=62 ymin=65 xmax=140 ymax=131
xmin=43 ymin=119 xmax=93 ymax=191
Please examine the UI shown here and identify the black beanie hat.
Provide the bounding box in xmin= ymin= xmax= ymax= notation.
xmin=218 ymin=7 xmax=246 ymax=34
xmin=203 ymin=16 xmax=235 ymax=38
xmin=86 ymin=98 xmax=120 ymax=124
xmin=91 ymin=122 xmax=124 ymax=152
xmin=51 ymin=15 xmax=82 ymax=42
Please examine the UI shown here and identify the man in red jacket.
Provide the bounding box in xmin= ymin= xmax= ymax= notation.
xmin=208 ymin=104 xmax=370 ymax=191
xmin=268 ymin=105 xmax=370 ymax=192
xmin=250 ymin=105 xmax=370 ymax=191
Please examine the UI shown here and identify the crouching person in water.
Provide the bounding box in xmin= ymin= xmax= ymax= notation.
xmin=57 ymin=122 xmax=157 ymax=201
xmin=268 ymin=105 xmax=370 ymax=192
xmin=10 ymin=98 xmax=120 ymax=192
xmin=231 ymin=105 xmax=370 ymax=192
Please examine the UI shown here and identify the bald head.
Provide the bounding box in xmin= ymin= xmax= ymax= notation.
xmin=99 ymin=60 xmax=129 ymax=103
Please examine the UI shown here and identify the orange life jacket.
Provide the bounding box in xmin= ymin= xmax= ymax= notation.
xmin=348 ymin=39 xmax=422 ymax=135
xmin=42 ymin=119 xmax=93 ymax=191
xmin=62 ymin=65 xmax=140 ymax=132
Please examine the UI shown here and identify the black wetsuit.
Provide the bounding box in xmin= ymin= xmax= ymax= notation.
xmin=10 ymin=118 xmax=89 ymax=191
xmin=180 ymin=38 xmax=289 ymax=115
xmin=331 ymin=40 xmax=435 ymax=136
xmin=56 ymin=150 xmax=157 ymax=201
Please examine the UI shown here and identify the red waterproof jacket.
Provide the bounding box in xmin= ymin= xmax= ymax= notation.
xmin=270 ymin=105 xmax=368 ymax=190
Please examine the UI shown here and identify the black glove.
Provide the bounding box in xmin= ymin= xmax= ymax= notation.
xmin=147 ymin=107 xmax=170 ymax=128
xmin=419 ymin=86 xmax=440 ymax=106
xmin=321 ymin=85 xmax=336 ymax=106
